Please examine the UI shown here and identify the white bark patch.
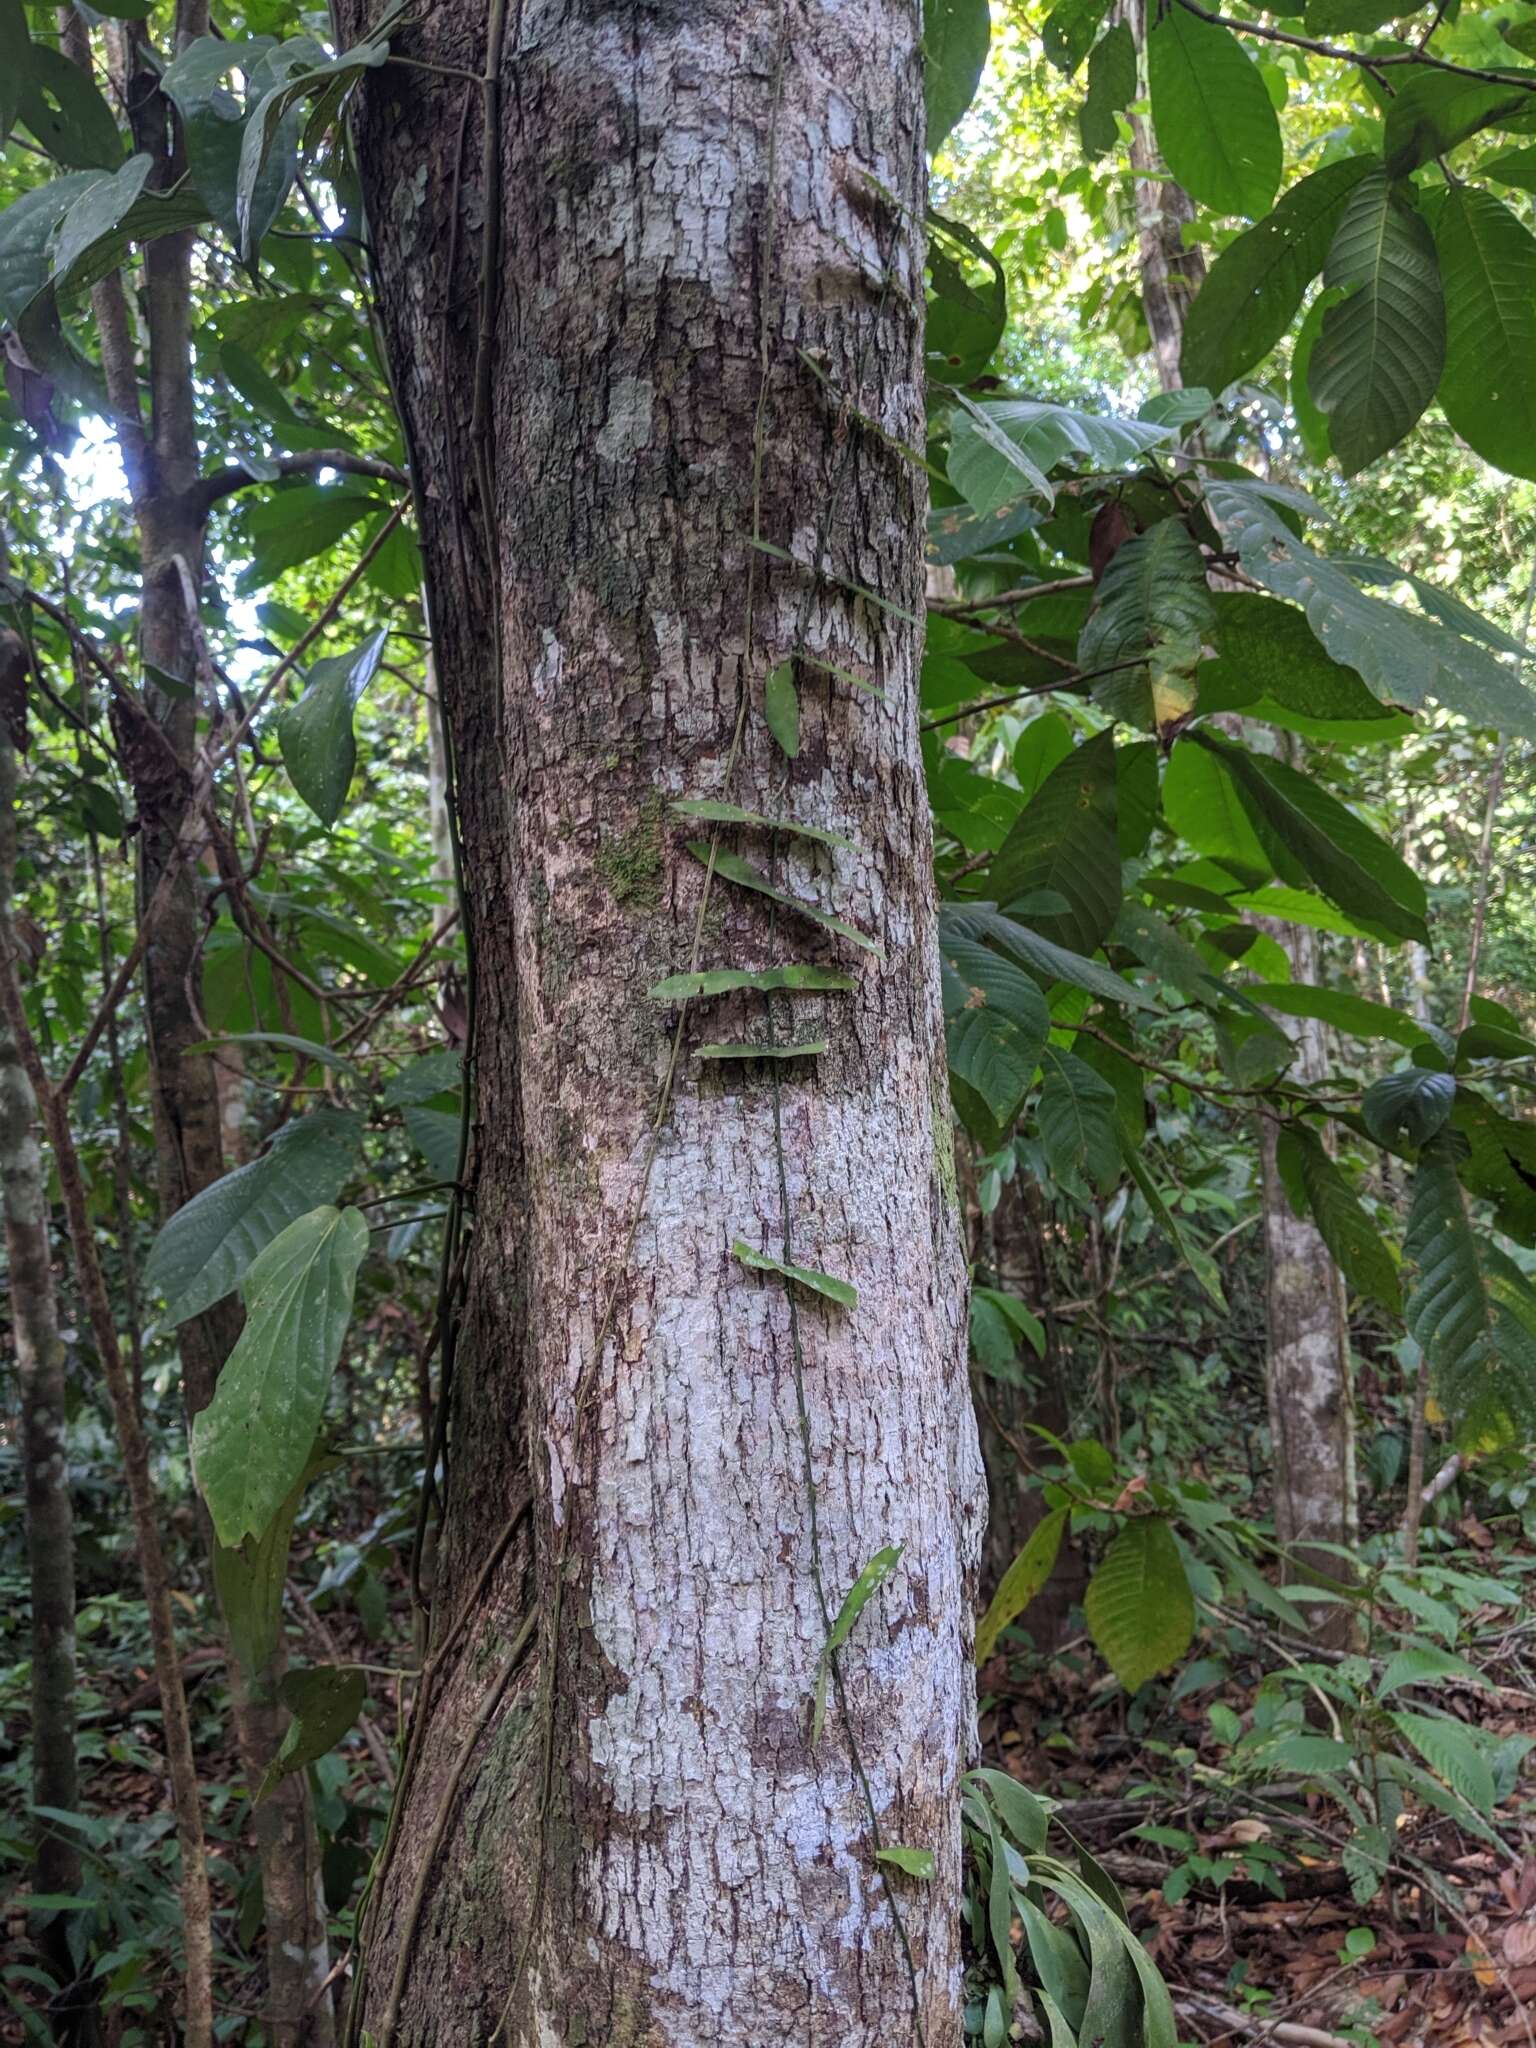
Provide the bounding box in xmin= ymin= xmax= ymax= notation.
xmin=597 ymin=377 xmax=655 ymax=463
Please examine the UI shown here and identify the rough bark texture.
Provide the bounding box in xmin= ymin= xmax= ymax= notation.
xmin=0 ymin=711 xmax=83 ymax=2012
xmin=343 ymin=3 xmax=983 ymax=2040
xmin=1119 ymin=0 xmax=1206 ymax=391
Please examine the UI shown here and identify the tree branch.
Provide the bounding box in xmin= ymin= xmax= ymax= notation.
xmin=1172 ymin=0 xmax=1536 ymax=88
xmin=197 ymin=448 xmax=411 ymax=514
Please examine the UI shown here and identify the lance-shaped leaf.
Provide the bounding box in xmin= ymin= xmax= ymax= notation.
xmin=1383 ymin=70 xmax=1535 ymax=178
xmin=1432 ymin=186 xmax=1536 ymax=484
xmin=812 ymin=1544 xmax=902 ymax=1743
xmin=648 ymin=963 xmax=855 ymax=1000
xmin=235 ymin=20 xmax=396 ymax=257
xmin=940 ymin=901 xmax=1159 ymax=1010
xmin=731 ymin=1240 xmax=857 ymax=1309
xmin=687 ymin=843 xmax=882 ymax=955
xmin=926 ymin=0 xmax=991 ymax=149
xmin=18 ymin=46 xmax=122 ymax=169
xmin=942 ymin=933 xmax=1051 ymax=1141
xmin=1147 ymin=5 xmax=1281 ymax=218
xmin=191 ymin=1206 xmax=369 ymax=1547
xmin=1037 ymin=1046 xmax=1121 ymax=1193
xmin=989 ymin=729 xmax=1122 ymax=957
xmin=1078 ymin=22 xmax=1136 ymax=160
xmin=162 ymin=35 xmax=295 ymax=243
xmin=51 ymin=154 xmax=152 ymax=284
xmin=1078 ymin=520 xmax=1214 ymax=736
xmin=1279 ymin=1125 xmax=1401 ymax=1313
xmin=975 ymin=1507 xmax=1068 ymax=1665
xmin=1309 ymin=171 xmax=1445 ymax=477
xmin=1181 ymin=157 xmax=1373 ymax=390
xmin=278 ymin=629 xmax=387 ymax=828
xmin=255 ymin=1665 xmax=366 ymax=1804
xmin=145 ymin=1107 xmax=362 ymax=1326
xmin=0 ymin=175 xmax=98 ymax=325
xmin=1084 ymin=1517 xmax=1194 ymax=1692
xmin=669 ymin=799 xmax=851 ymax=850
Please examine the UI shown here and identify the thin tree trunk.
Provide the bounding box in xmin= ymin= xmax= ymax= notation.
xmin=0 ymin=675 xmax=87 ymax=2028
xmin=1119 ymin=23 xmax=1357 ymax=1624
xmin=342 ymin=5 xmax=982 ymax=2038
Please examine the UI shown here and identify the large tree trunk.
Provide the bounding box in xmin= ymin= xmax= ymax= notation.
xmin=0 ymin=694 xmax=87 ymax=2030
xmin=343 ymin=4 xmax=983 ymax=2039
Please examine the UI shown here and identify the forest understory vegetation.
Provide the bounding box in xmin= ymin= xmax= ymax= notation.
xmin=2 ymin=0 xmax=1536 ymax=2042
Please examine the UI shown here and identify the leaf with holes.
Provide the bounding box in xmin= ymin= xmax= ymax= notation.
xmin=1180 ymin=157 xmax=1373 ymax=390
xmin=1309 ymin=171 xmax=1444 ymax=476
xmin=1085 ymin=1518 xmax=1194 ymax=1692
xmin=1432 ymin=186 xmax=1536 ymax=483
xmin=191 ymin=1206 xmax=369 ymax=1547
xmin=975 ymin=1507 xmax=1068 ymax=1666
xmin=145 ymin=1108 xmax=363 ymax=1326
xmin=1042 ymin=0 xmax=1111 ymax=75
xmin=1148 ymin=6 xmax=1280 ymax=217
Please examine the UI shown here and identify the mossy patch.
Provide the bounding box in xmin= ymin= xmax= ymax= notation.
xmin=595 ymin=794 xmax=663 ymax=911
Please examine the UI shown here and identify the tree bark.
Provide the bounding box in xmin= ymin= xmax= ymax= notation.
xmin=0 ymin=690 xmax=86 ymax=2025
xmin=342 ymin=5 xmax=983 ymax=2040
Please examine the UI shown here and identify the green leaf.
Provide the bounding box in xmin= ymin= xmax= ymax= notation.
xmin=925 ymin=0 xmax=991 ymax=149
xmin=1037 ymin=1047 xmax=1121 ymax=1193
xmin=1042 ymin=0 xmax=1110 ymax=76
xmin=1189 ymin=731 xmax=1428 ymax=942
xmin=1120 ymin=1141 xmax=1227 ymax=1309
xmin=1291 ymin=285 xmax=1339 ymax=466
xmin=1248 ymin=983 xmax=1426 ymax=1050
xmin=277 ymin=630 xmax=387 ymax=828
xmin=1282 ymin=1125 xmax=1401 ymax=1314
xmin=161 ymin=37 xmax=290 ymax=242
xmin=1377 ymin=1646 xmax=1490 ymax=1698
xmin=52 ymin=155 xmax=152 ymax=284
xmin=0 ymin=175 xmax=99 ymax=325
xmin=402 ymin=1106 xmax=462 ymax=1183
xmin=975 ymin=1507 xmax=1068 ymax=1665
xmin=944 ymin=935 xmax=1050 ymax=1142
xmin=1084 ymin=1518 xmax=1194 ymax=1692
xmin=186 ymin=1031 xmax=363 ymax=1078
xmin=235 ymin=24 xmax=395 ymax=258
xmin=1309 ymin=170 xmax=1444 ymax=476
xmin=1078 ymin=22 xmax=1136 ymax=158
xmin=379 ymin=1051 xmax=463 ymax=1107
xmin=1180 ymin=157 xmax=1373 ymax=390
xmin=1078 ymin=521 xmax=1214 ymax=734
xmin=647 ymin=964 xmax=856 ymax=1000
xmin=812 ymin=1544 xmax=902 ymax=1743
xmin=990 ymin=730 xmax=1121 ymax=957
xmin=1363 ymin=1067 xmax=1456 ymax=1148
xmin=947 ymin=399 xmax=1055 ymax=516
xmin=1205 ymin=591 xmax=1399 ymax=725
xmin=238 ymin=485 xmax=380 ymax=595
xmin=940 ymin=903 xmax=1160 ymax=1010
xmin=1147 ymin=6 xmax=1281 ymax=217
xmin=950 ymin=400 xmax=1169 ymax=520
xmin=696 ymin=1040 xmax=828 ymax=1060
xmin=222 ymin=341 xmax=352 ymax=454
xmin=191 ymin=1206 xmax=369 ymax=1547
xmin=145 ymin=1108 xmax=363 ymax=1326
xmin=0 ymin=0 xmax=31 ymax=146
xmin=1206 ymin=485 xmax=1536 ymax=735
xmin=686 ymin=844 xmax=882 ymax=956
xmin=926 ymin=210 xmax=1008 ymax=383
xmin=1481 ymin=143 xmax=1536 ymax=193
xmin=214 ymin=1447 xmax=337 ymax=1679
xmin=255 ymin=1666 xmax=366 ymax=1804
xmin=1432 ymin=185 xmax=1536 ymax=483
xmin=668 ymin=800 xmax=851 ymax=850
xmin=874 ymin=1845 xmax=935 ymax=1879
xmin=1163 ymin=738 xmax=1273 ymax=872
xmin=1390 ymin=1710 xmax=1495 ymax=1816
xmin=731 ymin=1240 xmax=857 ymax=1309
xmin=763 ymin=660 xmax=800 ymax=758
xmin=971 ymin=1767 xmax=1050 ymax=1854
xmin=18 ymin=46 xmax=121 ymax=169
xmin=1382 ymin=69 xmax=1535 ymax=178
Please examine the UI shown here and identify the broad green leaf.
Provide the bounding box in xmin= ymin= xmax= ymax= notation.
xmin=970 ymin=1286 xmax=1046 ymax=1376
xmin=1482 ymin=143 xmax=1536 ymax=193
xmin=1148 ymin=6 xmax=1281 ymax=218
xmin=1163 ymin=739 xmax=1272 ymax=873
xmin=1078 ymin=521 xmax=1214 ymax=734
xmin=191 ymin=1206 xmax=369 ymax=1547
xmin=1383 ymin=70 xmax=1535 ymax=178
xmin=669 ymin=800 xmax=851 ymax=850
xmin=145 ymin=1108 xmax=363 ymax=1326
xmin=1037 ymin=1047 xmax=1121 ymax=1193
xmin=1432 ymin=186 xmax=1536 ymax=482
xmin=943 ymin=935 xmax=1051 ymax=1141
xmin=18 ymin=47 xmax=121 ymax=169
xmin=1078 ymin=22 xmax=1136 ymax=158
xmin=238 ymin=485 xmax=381 ymax=595
xmin=990 ymin=730 xmax=1121 ymax=957
xmin=686 ymin=843 xmax=882 ymax=955
xmin=1291 ymin=285 xmax=1338 ymax=466
xmin=162 ymin=36 xmax=291 ymax=242
xmin=0 ymin=0 xmax=31 ymax=145
xmin=52 ymin=155 xmax=152 ymax=284
xmin=222 ymin=341 xmax=352 ymax=454
xmin=970 ymin=1767 xmax=1050 ymax=1854
xmin=927 ymin=210 xmax=1008 ymax=386
xmin=1042 ymin=0 xmax=1110 ymax=75
xmin=1205 ymin=592 xmax=1399 ymax=725
xmin=0 ymin=175 xmax=98 ymax=325
xmin=1309 ymin=171 xmax=1444 ymax=476
xmin=1084 ymin=1517 xmax=1194 ymax=1692
xmin=1248 ymin=983 xmax=1426 ymax=1050
xmin=277 ymin=630 xmax=387 ymax=828
xmin=1190 ymin=731 xmax=1428 ymax=942
xmin=186 ymin=1031 xmax=363 ymax=1078
xmin=1377 ymin=1646 xmax=1489 ymax=1698
xmin=256 ymin=1665 xmax=366 ymax=1804
xmin=696 ymin=1040 xmax=828 ymax=1059
xmin=947 ymin=399 xmax=1055 ymax=515
xmin=1363 ymin=1067 xmax=1456 ymax=1148
xmin=731 ymin=1240 xmax=857 ymax=1309
xmin=925 ymin=0 xmax=992 ymax=149
xmin=1181 ymin=157 xmax=1373 ymax=390
xmin=1206 ymin=485 xmax=1536 ymax=735
xmin=763 ymin=660 xmax=800 ymax=758
xmin=647 ymin=963 xmax=856 ymax=1000
xmin=1403 ymin=1144 xmax=1528 ymax=1446
xmin=812 ymin=1544 xmax=902 ymax=1743
xmin=403 ymin=1106 xmax=462 ymax=1183
xmin=214 ymin=1447 xmax=337 ymax=1679
xmin=1281 ymin=1125 xmax=1401 ymax=1313
xmin=235 ymin=24 xmax=395 ymax=258
xmin=1390 ymin=1710 xmax=1495 ymax=1815
xmin=975 ymin=1507 xmax=1068 ymax=1664
xmin=940 ymin=902 xmax=1160 ymax=1010
xmin=874 ymin=1845 xmax=935 ymax=1879
xmin=379 ymin=1051 xmax=463 ymax=1108
xmin=942 ymin=935 xmax=1052 ymax=1044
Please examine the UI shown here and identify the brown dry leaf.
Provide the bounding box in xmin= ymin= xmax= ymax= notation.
xmin=1502 ymin=1920 xmax=1536 ymax=1967
xmin=1465 ymin=1933 xmax=1500 ymax=1988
